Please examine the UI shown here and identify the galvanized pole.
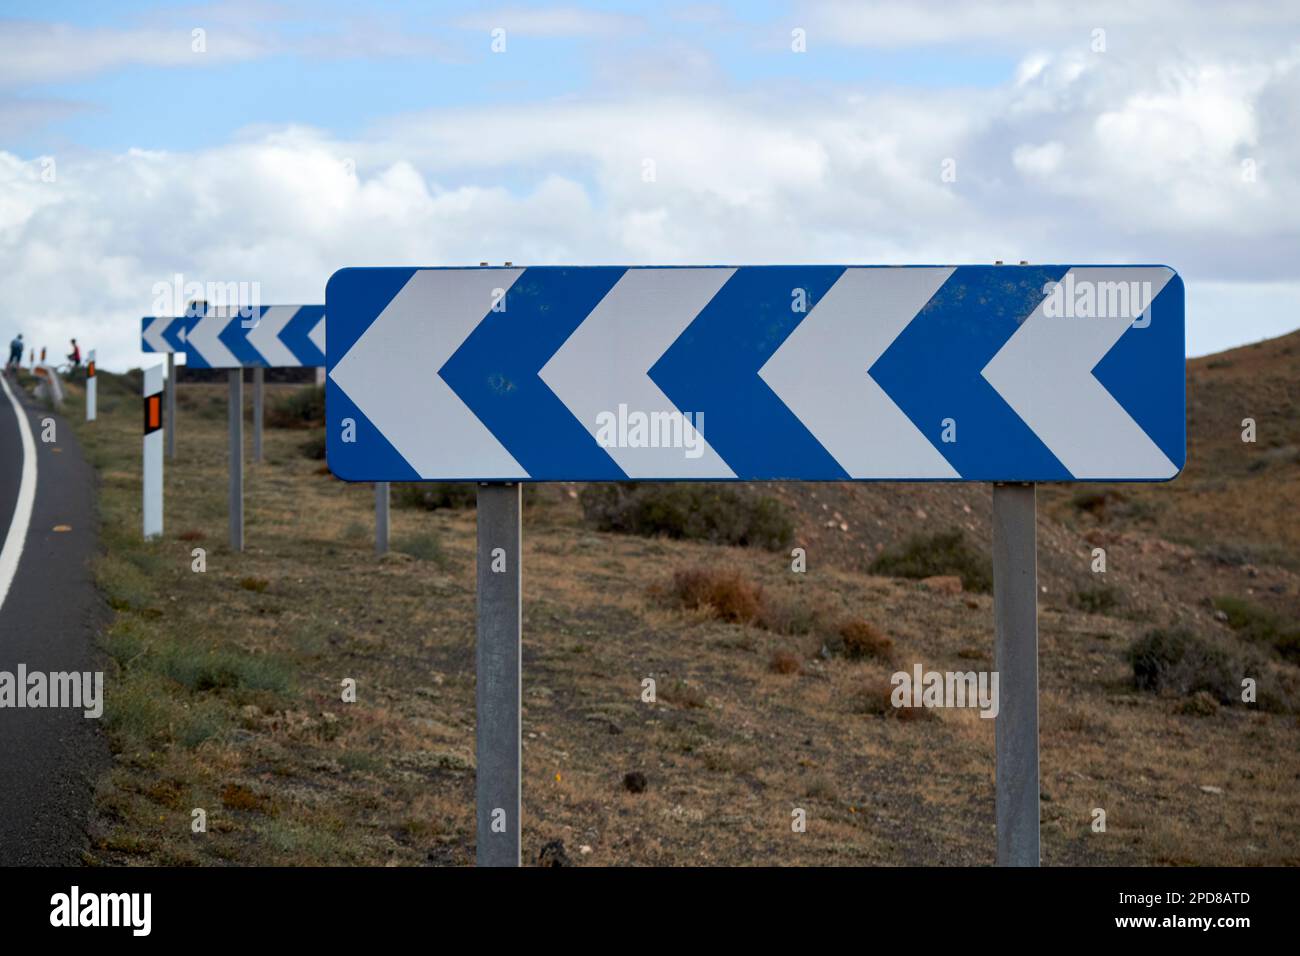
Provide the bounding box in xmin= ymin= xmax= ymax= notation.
xmin=165 ymin=353 xmax=177 ymax=460
xmin=228 ymin=369 xmax=244 ymax=552
xmin=252 ymin=366 xmax=264 ymax=463
xmin=374 ymin=482 xmax=389 ymax=555
xmin=476 ymin=481 xmax=521 ymax=866
xmin=992 ymin=481 xmax=1039 ymax=866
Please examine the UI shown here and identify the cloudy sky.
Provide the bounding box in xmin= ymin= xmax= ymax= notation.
xmin=2 ymin=0 xmax=1298 ymax=370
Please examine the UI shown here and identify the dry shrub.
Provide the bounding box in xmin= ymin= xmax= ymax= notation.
xmin=668 ymin=568 xmax=764 ymax=624
xmin=1127 ymin=628 xmax=1244 ymax=703
xmin=757 ymin=598 xmax=822 ymax=636
xmin=869 ymin=529 xmax=993 ymax=593
xmin=894 ymin=700 xmax=935 ymax=721
xmin=581 ymin=482 xmax=794 ymax=551
xmin=853 ymin=679 xmax=895 ymax=716
xmin=657 ymin=678 xmax=707 ymax=709
xmin=265 ymin=384 xmax=324 ymax=428
xmin=769 ymin=650 xmax=802 ymax=675
xmin=220 ymin=783 xmax=275 ymax=814
xmin=838 ymin=618 xmax=894 ymax=660
xmin=853 ymin=678 xmax=934 ymax=721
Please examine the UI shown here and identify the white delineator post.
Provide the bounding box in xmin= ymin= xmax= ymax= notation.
xmin=85 ymin=350 xmax=97 ymax=422
xmin=143 ymin=364 xmax=164 ymax=539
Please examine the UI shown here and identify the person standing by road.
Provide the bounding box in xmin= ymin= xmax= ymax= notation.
xmin=6 ymin=333 xmax=21 ymax=371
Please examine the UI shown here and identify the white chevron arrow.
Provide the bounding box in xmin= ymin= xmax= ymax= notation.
xmin=186 ymin=308 xmax=239 ymax=368
xmin=246 ymin=305 xmax=298 ymax=367
xmin=330 ymin=269 xmax=526 ymax=479
xmin=981 ymin=266 xmax=1177 ymax=479
xmin=307 ymin=313 xmax=325 ymax=357
xmin=142 ymin=317 xmax=169 ymax=352
xmin=539 ymin=268 xmax=737 ymax=478
xmin=759 ymin=267 xmax=960 ymax=479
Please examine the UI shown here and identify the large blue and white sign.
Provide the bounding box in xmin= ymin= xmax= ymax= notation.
xmin=143 ymin=306 xmax=326 ymax=368
xmin=325 ymin=265 xmax=1184 ymax=483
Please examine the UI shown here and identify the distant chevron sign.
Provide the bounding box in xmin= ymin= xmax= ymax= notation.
xmin=143 ymin=306 xmax=326 ymax=368
xmin=141 ymin=315 xmax=195 ymax=354
xmin=325 ymin=265 xmax=1185 ymax=482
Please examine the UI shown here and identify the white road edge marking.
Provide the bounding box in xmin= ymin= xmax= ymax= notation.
xmin=0 ymin=371 xmax=37 ymax=613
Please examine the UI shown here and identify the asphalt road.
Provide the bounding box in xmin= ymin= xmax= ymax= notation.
xmin=0 ymin=371 xmax=109 ymax=865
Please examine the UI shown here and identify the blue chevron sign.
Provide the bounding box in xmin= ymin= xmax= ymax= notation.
xmin=324 ymin=265 xmax=1184 ymax=483
xmin=141 ymin=314 xmax=196 ymax=354
xmin=144 ymin=305 xmax=327 ymax=368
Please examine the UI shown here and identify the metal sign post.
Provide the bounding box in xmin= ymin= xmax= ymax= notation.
xmin=165 ymin=354 xmax=176 ymax=460
xmin=252 ymin=366 xmax=264 ymax=463
xmin=228 ymin=370 xmax=243 ymax=551
xmin=475 ymin=482 xmax=521 ymax=866
xmin=992 ymin=482 xmax=1039 ymax=865
xmin=374 ymin=482 xmax=389 ymax=555
xmin=142 ymin=365 xmax=164 ymax=539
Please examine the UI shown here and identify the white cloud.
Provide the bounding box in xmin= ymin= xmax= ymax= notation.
xmin=801 ymin=0 xmax=1300 ymax=51
xmin=454 ymin=7 xmax=643 ymax=37
xmin=0 ymin=8 xmax=453 ymax=90
xmin=1011 ymin=141 xmax=1064 ymax=177
xmin=1 ymin=7 xmax=1297 ymax=371
xmin=0 ymin=21 xmax=267 ymax=88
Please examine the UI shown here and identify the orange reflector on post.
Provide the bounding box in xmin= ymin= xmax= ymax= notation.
xmin=143 ymin=394 xmax=163 ymax=434
xmin=88 ymin=360 xmax=95 ymax=377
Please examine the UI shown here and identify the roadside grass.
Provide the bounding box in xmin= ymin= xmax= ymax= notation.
xmin=72 ymin=373 xmax=484 ymax=865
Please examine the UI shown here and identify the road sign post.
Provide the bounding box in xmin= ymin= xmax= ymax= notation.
xmin=475 ymin=482 xmax=521 ymax=867
xmin=166 ymin=354 xmax=176 ymax=459
xmin=992 ymin=482 xmax=1039 ymax=865
xmin=85 ymin=350 xmax=96 ymax=422
xmin=325 ymin=263 xmax=1184 ymax=865
xmin=228 ymin=370 xmax=243 ymax=551
xmin=375 ymin=482 xmax=389 ymax=555
xmin=142 ymin=365 xmax=163 ymax=539
xmin=252 ymin=367 xmax=264 ymax=463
